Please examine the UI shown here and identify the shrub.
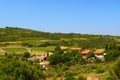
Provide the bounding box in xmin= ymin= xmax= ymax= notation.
xmin=23 ymin=52 xmax=30 ymax=58
xmin=0 ymin=56 xmax=45 ymax=80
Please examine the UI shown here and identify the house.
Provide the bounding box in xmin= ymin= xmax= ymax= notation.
xmin=69 ymin=48 xmax=82 ymax=51
xmin=28 ymin=56 xmax=42 ymax=62
xmin=81 ymin=50 xmax=92 ymax=58
xmin=94 ymin=49 xmax=105 ymax=59
xmin=41 ymin=52 xmax=49 ymax=60
xmin=28 ymin=51 xmax=53 ymax=63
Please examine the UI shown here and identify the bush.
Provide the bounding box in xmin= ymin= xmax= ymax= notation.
xmin=0 ymin=56 xmax=45 ymax=80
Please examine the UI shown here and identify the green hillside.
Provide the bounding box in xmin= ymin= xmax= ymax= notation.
xmin=0 ymin=27 xmax=116 ymax=40
xmin=0 ymin=27 xmax=117 ymax=41
xmin=0 ymin=27 xmax=50 ymax=41
xmin=0 ymin=27 xmax=118 ymax=49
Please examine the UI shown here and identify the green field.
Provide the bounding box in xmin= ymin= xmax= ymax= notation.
xmin=32 ymin=46 xmax=55 ymax=52
xmin=2 ymin=48 xmax=27 ymax=53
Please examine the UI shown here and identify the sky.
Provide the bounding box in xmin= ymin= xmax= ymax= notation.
xmin=0 ymin=0 xmax=120 ymax=35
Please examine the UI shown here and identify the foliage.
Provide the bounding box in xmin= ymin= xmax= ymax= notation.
xmin=39 ymin=42 xmax=57 ymax=47
xmin=23 ymin=52 xmax=30 ymax=58
xmin=47 ymin=50 xmax=86 ymax=65
xmin=64 ymin=73 xmax=76 ymax=80
xmin=65 ymin=76 xmax=76 ymax=80
xmin=87 ymin=52 xmax=95 ymax=59
xmin=2 ymin=48 xmax=27 ymax=53
xmin=78 ymin=75 xmax=87 ymax=80
xmin=54 ymin=45 xmax=61 ymax=51
xmin=105 ymin=76 xmax=114 ymax=80
xmin=110 ymin=58 xmax=120 ymax=80
xmin=62 ymin=66 xmax=69 ymax=71
xmin=47 ymin=51 xmax=62 ymax=65
xmin=105 ymin=42 xmax=117 ymax=50
xmin=0 ymin=55 xmax=45 ymax=80
xmin=47 ymin=52 xmax=63 ymax=65
xmin=0 ymin=27 xmax=116 ymax=49
xmin=0 ymin=27 xmax=119 ymax=80
xmin=32 ymin=46 xmax=55 ymax=52
xmin=105 ymin=50 xmax=120 ymax=61
xmin=59 ymin=40 xmax=73 ymax=46
xmin=96 ymin=68 xmax=104 ymax=74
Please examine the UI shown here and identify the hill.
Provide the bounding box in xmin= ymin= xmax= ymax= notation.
xmin=0 ymin=27 xmax=50 ymax=42
xmin=0 ymin=27 xmax=118 ymax=49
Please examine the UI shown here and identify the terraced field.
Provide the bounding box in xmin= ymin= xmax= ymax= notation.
xmin=2 ymin=48 xmax=27 ymax=54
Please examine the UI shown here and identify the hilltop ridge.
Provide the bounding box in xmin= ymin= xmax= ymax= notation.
xmin=0 ymin=27 xmax=117 ymax=42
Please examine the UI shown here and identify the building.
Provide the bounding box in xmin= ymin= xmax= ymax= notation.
xmin=81 ymin=50 xmax=92 ymax=58
xmin=94 ymin=49 xmax=105 ymax=59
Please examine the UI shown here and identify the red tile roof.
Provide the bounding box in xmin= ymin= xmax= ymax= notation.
xmin=94 ymin=49 xmax=105 ymax=55
xmin=81 ymin=50 xmax=91 ymax=55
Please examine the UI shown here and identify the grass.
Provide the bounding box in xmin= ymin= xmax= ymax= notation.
xmin=45 ymin=62 xmax=112 ymax=80
xmin=2 ymin=48 xmax=27 ymax=53
xmin=30 ymin=46 xmax=55 ymax=55
xmin=21 ymin=39 xmax=40 ymax=43
xmin=21 ymin=39 xmax=53 ymax=43
xmin=32 ymin=46 xmax=55 ymax=52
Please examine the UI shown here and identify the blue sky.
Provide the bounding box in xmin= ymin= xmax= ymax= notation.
xmin=0 ymin=0 xmax=120 ymax=35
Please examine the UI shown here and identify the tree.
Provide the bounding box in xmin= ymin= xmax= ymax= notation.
xmin=74 ymin=52 xmax=83 ymax=64
xmin=0 ymin=56 xmax=45 ymax=80
xmin=47 ymin=53 xmax=62 ymax=65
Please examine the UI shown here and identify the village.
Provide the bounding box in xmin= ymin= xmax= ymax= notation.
xmin=28 ymin=46 xmax=106 ymax=69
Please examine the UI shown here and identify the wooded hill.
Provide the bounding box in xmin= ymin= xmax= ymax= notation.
xmin=0 ymin=27 xmax=119 ymax=49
